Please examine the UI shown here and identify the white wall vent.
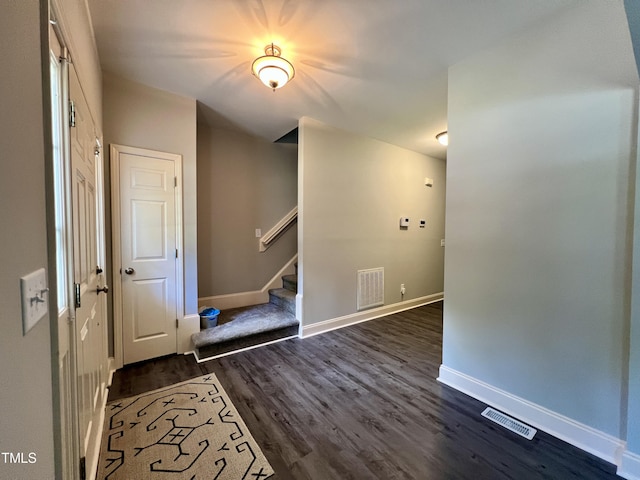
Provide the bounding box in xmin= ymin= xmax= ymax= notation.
xmin=357 ymin=268 xmax=384 ymax=311
xmin=481 ymin=407 xmax=537 ymax=440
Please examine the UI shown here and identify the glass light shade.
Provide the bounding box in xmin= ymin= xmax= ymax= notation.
xmin=436 ymin=131 xmax=449 ymax=146
xmin=251 ymin=47 xmax=295 ymax=90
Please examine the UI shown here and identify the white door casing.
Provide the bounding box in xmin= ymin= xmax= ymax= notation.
xmin=111 ymin=145 xmax=183 ymax=366
xmin=95 ymin=138 xmax=109 ymax=398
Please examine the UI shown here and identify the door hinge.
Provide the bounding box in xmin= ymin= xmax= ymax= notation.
xmin=174 ymin=176 xmax=178 ymax=188
xmin=176 ymin=249 xmax=178 ymax=259
xmin=74 ymin=283 xmax=81 ymax=308
xmin=79 ymin=456 xmax=86 ymax=480
xmin=176 ymin=318 xmax=179 ymax=329
xmin=69 ymin=100 xmax=76 ymax=128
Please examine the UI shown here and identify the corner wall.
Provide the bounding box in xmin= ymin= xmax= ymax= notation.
xmin=442 ymin=0 xmax=637 ymax=465
xmin=298 ymin=117 xmax=446 ymax=327
xmin=623 ymin=2 xmax=640 ymax=475
xmin=0 ymin=2 xmax=55 ymax=478
xmin=102 ymin=73 xmax=198 ymax=354
xmin=196 ymin=119 xmax=298 ymax=299
xmin=625 ymin=93 xmax=640 ymax=478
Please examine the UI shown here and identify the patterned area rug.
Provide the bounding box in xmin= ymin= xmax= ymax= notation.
xmin=96 ymin=374 xmax=274 ymax=479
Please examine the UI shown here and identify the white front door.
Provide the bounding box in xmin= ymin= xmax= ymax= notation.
xmin=113 ymin=145 xmax=180 ymax=364
xmin=70 ymin=66 xmax=107 ymax=476
xmin=49 ymin=25 xmax=78 ymax=480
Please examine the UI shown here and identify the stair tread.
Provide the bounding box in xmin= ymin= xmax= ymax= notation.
xmin=281 ymin=274 xmax=298 ymax=294
xmin=194 ymin=325 xmax=299 ymax=360
xmin=192 ymin=303 xmax=298 ymax=348
xmin=269 ymin=287 xmax=296 ymax=299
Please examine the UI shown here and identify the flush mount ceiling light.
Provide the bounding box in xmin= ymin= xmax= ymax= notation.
xmin=436 ymin=131 xmax=449 ymax=146
xmin=251 ymin=43 xmax=295 ymax=91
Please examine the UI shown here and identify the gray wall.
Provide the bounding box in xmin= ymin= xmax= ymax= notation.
xmin=624 ymin=0 xmax=640 ymax=460
xmin=102 ymin=73 xmax=198 ymax=350
xmin=197 ymin=117 xmax=298 ymax=297
xmin=298 ymin=117 xmax=446 ymax=326
xmin=443 ymin=0 xmax=637 ymax=439
xmin=629 ymin=96 xmax=640 ymax=458
xmin=0 ymin=2 xmax=55 ymax=478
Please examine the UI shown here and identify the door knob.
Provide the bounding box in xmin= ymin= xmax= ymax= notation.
xmin=96 ymin=266 xmax=103 ymax=274
xmin=124 ymin=267 xmax=135 ymax=275
xmin=96 ymin=285 xmax=109 ymax=294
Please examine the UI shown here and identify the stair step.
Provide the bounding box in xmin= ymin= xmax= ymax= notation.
xmin=194 ymin=326 xmax=299 ymax=360
xmin=192 ymin=303 xmax=299 ymax=359
xmin=269 ymin=288 xmax=296 ymax=315
xmin=282 ymin=274 xmax=297 ymax=292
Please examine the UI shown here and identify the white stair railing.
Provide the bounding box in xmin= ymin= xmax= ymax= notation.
xmin=259 ymin=206 xmax=297 ymax=252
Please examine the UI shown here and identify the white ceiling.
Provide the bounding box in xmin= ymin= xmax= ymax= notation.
xmin=88 ymin=0 xmax=579 ymax=159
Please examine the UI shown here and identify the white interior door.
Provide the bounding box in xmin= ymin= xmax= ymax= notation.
xmin=113 ymin=146 xmax=179 ymax=365
xmin=70 ymin=65 xmax=107 ymax=477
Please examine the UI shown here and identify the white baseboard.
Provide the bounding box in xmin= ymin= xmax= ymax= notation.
xmin=198 ymin=255 xmax=298 ymax=310
xmin=199 ymin=290 xmax=267 ymax=311
xmin=300 ymin=292 xmax=444 ymax=338
xmin=619 ymin=450 xmax=640 ymax=480
xmin=437 ymin=365 xmax=625 ymax=466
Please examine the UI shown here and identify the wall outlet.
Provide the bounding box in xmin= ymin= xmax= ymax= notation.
xmin=255 ymin=228 xmax=262 ymax=238
xmin=441 ymin=239 xmax=445 ymax=247
xmin=400 ymin=283 xmax=406 ymax=295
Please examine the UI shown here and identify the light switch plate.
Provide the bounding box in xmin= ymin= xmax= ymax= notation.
xmin=21 ymin=268 xmax=48 ymax=335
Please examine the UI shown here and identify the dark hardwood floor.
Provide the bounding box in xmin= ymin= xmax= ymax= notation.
xmin=108 ymin=302 xmax=622 ymax=479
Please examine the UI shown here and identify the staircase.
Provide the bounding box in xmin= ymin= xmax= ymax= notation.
xmin=192 ymin=267 xmax=299 ymax=361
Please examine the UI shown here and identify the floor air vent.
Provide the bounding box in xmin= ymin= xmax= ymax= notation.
xmin=481 ymin=407 xmax=537 ymax=440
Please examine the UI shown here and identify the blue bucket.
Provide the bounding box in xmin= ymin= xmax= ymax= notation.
xmin=199 ymin=307 xmax=220 ymax=329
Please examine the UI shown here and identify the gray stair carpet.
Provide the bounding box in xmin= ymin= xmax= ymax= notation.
xmin=192 ymin=303 xmax=299 ymax=360
xmin=281 ymin=274 xmax=298 ymax=291
xmin=268 ymin=288 xmax=296 ymax=315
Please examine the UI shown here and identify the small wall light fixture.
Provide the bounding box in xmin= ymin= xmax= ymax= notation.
xmin=436 ymin=131 xmax=449 ymax=146
xmin=251 ymin=43 xmax=295 ymax=91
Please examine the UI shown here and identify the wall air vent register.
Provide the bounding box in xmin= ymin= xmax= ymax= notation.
xmin=357 ymin=267 xmax=384 ymax=311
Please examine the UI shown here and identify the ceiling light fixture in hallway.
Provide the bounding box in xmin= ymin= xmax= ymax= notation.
xmin=251 ymin=43 xmax=295 ymax=91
